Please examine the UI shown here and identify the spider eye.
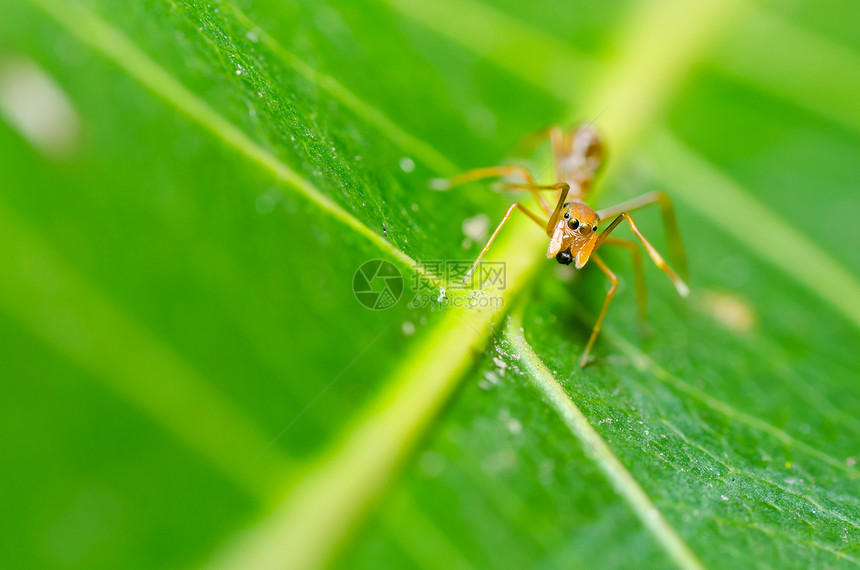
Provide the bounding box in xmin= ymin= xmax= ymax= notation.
xmin=568 ymin=218 xmax=579 ymax=230
xmin=563 ymin=212 xmax=569 ymax=219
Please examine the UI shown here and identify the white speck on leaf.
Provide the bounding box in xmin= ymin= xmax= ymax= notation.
xmin=399 ymin=157 xmax=415 ymax=173
xmin=429 ymin=178 xmax=450 ymax=191
xmin=704 ymin=289 xmax=757 ymax=332
xmin=483 ymin=371 xmax=501 ymax=385
xmin=462 ymin=213 xmax=490 ymax=244
xmin=0 ymin=57 xmax=80 ymax=159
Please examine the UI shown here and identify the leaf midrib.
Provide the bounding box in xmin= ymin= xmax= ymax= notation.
xmin=205 ymin=0 xmax=756 ymax=568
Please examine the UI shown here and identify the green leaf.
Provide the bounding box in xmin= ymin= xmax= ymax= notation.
xmin=1 ymin=0 xmax=859 ymax=569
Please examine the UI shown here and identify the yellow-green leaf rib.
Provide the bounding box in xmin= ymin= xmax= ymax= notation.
xmin=205 ymin=1 xmax=747 ymax=568
xmin=207 ymin=232 xmax=543 ymax=570
xmin=22 ymin=1 xmax=856 ymax=569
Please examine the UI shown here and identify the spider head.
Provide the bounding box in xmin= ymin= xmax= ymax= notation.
xmin=561 ymin=201 xmax=599 ymax=239
xmin=547 ymin=201 xmax=601 ymax=269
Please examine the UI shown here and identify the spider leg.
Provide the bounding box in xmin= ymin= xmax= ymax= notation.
xmin=599 ymin=237 xmax=647 ymax=323
xmin=463 ymin=202 xmax=546 ymax=283
xmin=596 ymin=191 xmax=688 ymax=279
xmin=580 ymin=253 xmax=617 ymax=368
xmin=596 ymin=213 xmax=689 ymax=298
xmin=502 ymin=181 xmax=571 ymax=223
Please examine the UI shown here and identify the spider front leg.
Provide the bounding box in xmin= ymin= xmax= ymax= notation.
xmin=596 ymin=191 xmax=688 ymax=279
xmin=596 ymin=213 xmax=689 ymax=298
xmin=503 ymin=181 xmax=571 ymax=224
xmin=463 ymin=202 xmax=546 ymax=283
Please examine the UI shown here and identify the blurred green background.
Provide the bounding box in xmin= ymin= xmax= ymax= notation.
xmin=1 ymin=0 xmax=859 ymax=568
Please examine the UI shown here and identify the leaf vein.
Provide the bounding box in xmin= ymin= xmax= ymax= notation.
xmin=664 ymin=504 xmax=860 ymax=566
xmin=660 ymin=419 xmax=860 ymax=533
xmin=26 ymin=0 xmax=437 ymax=284
xmin=505 ymin=315 xmax=706 ymax=570
xmin=225 ymin=4 xmax=461 ymax=175
xmin=601 ymin=326 xmax=860 ymax=477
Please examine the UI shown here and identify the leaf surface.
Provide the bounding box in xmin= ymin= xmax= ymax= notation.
xmin=1 ymin=0 xmax=859 ymax=569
